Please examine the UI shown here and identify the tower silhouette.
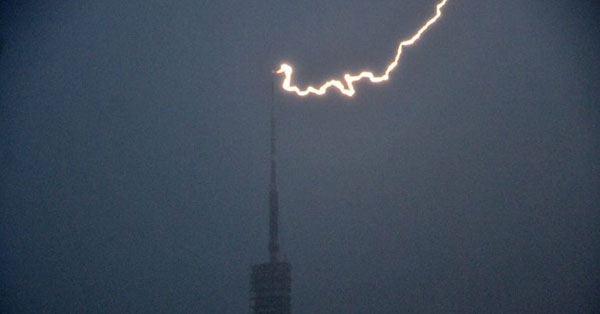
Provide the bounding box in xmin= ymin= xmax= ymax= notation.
xmin=249 ymin=85 xmax=291 ymax=314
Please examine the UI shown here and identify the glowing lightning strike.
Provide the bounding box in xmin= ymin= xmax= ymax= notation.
xmin=275 ymin=0 xmax=449 ymax=97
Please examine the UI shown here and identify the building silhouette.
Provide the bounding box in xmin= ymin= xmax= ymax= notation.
xmin=249 ymin=88 xmax=291 ymax=314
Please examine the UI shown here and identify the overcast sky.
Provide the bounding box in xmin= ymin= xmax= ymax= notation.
xmin=1 ymin=1 xmax=599 ymax=313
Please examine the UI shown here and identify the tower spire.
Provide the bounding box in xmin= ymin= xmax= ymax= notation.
xmin=268 ymin=81 xmax=280 ymax=263
xmin=249 ymin=82 xmax=291 ymax=314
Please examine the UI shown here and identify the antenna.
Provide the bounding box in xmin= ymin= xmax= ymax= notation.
xmin=268 ymin=80 xmax=280 ymax=263
xmin=249 ymin=81 xmax=291 ymax=314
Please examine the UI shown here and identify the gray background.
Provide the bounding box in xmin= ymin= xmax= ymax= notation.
xmin=1 ymin=1 xmax=599 ymax=313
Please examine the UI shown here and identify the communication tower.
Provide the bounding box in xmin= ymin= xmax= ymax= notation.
xmin=249 ymin=86 xmax=291 ymax=314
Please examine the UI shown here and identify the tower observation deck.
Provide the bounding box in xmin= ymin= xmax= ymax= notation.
xmin=249 ymin=86 xmax=291 ymax=314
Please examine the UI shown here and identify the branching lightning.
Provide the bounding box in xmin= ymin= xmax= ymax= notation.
xmin=275 ymin=0 xmax=448 ymax=97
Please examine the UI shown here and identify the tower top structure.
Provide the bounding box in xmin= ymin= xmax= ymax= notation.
xmin=249 ymin=83 xmax=291 ymax=314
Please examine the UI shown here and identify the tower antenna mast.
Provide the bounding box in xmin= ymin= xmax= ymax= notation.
xmin=268 ymin=80 xmax=280 ymax=263
xmin=249 ymin=82 xmax=291 ymax=314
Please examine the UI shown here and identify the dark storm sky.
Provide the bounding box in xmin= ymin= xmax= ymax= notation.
xmin=1 ymin=1 xmax=599 ymax=313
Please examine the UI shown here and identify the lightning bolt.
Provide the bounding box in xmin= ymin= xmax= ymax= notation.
xmin=275 ymin=0 xmax=449 ymax=97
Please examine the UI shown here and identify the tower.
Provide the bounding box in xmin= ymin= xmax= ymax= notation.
xmin=249 ymin=85 xmax=291 ymax=314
